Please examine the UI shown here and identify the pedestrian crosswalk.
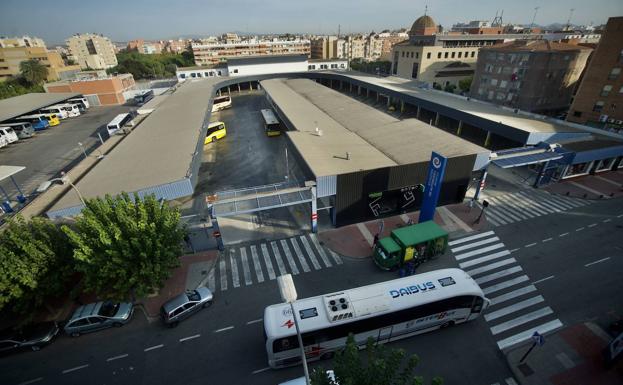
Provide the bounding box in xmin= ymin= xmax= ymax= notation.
xmin=477 ymin=189 xmax=590 ymax=227
xmin=207 ymin=233 xmax=343 ymax=292
xmin=449 ymin=231 xmax=563 ymax=351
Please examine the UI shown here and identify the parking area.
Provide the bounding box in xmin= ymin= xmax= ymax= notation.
xmin=0 ymin=105 xmax=133 ymax=205
xmin=194 ymin=90 xmax=310 ymax=244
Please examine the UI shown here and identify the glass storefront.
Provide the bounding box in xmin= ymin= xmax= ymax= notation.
xmin=563 ymin=161 xmax=591 ymax=178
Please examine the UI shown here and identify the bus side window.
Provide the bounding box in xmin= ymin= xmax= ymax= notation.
xmin=471 ymin=297 xmax=484 ymax=313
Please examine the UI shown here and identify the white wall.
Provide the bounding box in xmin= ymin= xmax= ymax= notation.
xmin=176 ymin=68 xmax=229 ymax=81
xmin=228 ymin=61 xmax=308 ymax=77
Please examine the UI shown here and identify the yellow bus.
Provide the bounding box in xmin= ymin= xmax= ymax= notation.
xmin=40 ymin=113 xmax=61 ymax=126
xmin=205 ymin=121 xmax=227 ymax=144
xmin=261 ymin=109 xmax=281 ymax=137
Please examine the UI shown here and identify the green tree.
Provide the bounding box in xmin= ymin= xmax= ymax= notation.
xmin=19 ymin=59 xmax=48 ymax=85
xmin=62 ymin=193 xmax=186 ymax=301
xmin=458 ymin=76 xmax=473 ymax=93
xmin=0 ymin=216 xmax=74 ymax=316
xmin=311 ymin=335 xmax=443 ymax=385
xmin=444 ymin=83 xmax=457 ymax=93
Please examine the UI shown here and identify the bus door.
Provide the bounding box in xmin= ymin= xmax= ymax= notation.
xmin=377 ymin=325 xmax=393 ymax=344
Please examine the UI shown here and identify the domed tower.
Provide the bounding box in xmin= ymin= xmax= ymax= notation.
xmin=409 ymin=15 xmax=437 ymax=37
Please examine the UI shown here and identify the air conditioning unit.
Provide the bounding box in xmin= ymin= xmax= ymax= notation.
xmin=324 ymin=293 xmax=354 ymax=323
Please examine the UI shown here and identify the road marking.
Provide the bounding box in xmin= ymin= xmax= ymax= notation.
xmin=179 ymin=334 xmax=201 ymax=342
xmin=214 ymin=326 xmax=234 ymax=333
xmin=451 ymin=236 xmax=500 ymax=252
xmin=279 ymin=239 xmax=301 ymax=274
xmin=585 ymin=257 xmax=610 ymax=267
xmin=490 ymin=307 xmax=554 ymax=335
xmin=247 ymin=318 xmax=263 ymax=325
xmin=489 ymin=285 xmax=537 ymax=306
xmin=576 ymin=227 xmax=584 ymax=232
xmin=568 ymin=181 xmax=607 ymax=198
xmin=356 ymin=222 xmax=374 ymax=246
xmin=229 ymin=250 xmax=240 ymax=288
xmin=475 ymin=266 xmax=523 ymax=285
xmin=466 ymin=258 xmax=517 ymax=277
xmin=459 ymin=250 xmax=511 ymax=269
xmin=299 ymin=235 xmax=324 ymax=269
xmin=207 ymin=264 xmax=215 ymax=292
xmin=595 ymin=175 xmax=622 ymax=187
xmin=219 ymin=258 xmax=228 ymax=291
xmin=509 ymin=248 xmax=519 ymax=253
xmin=454 ymin=243 xmax=505 ymax=261
xmin=270 ymin=241 xmax=288 ymax=276
xmin=524 ymin=243 xmax=537 ymax=248
xmin=483 ymin=275 xmax=530 ymax=295
xmin=17 ymin=378 xmax=43 ymax=385
xmin=311 ymin=233 xmax=343 ymax=265
xmin=505 ymin=377 xmax=519 ymax=385
xmin=250 ymin=245 xmax=265 ymax=283
xmin=240 ymin=247 xmax=253 ymax=285
xmin=496 ymin=319 xmax=563 ymax=350
xmin=261 ymin=243 xmax=277 ymax=280
xmin=289 ymin=238 xmax=312 ymax=272
xmin=485 ymin=296 xmax=544 ymax=322
xmin=62 ymin=364 xmax=89 ymax=374
xmin=618 ymin=214 xmax=623 ymax=218
xmin=603 ymin=218 xmax=612 ymax=223
xmin=106 ymin=354 xmax=129 ymax=362
xmin=559 ymin=232 xmax=569 ymax=237
xmin=532 ymin=275 xmax=555 ymax=285
xmin=448 ymin=230 xmax=494 ymax=246
xmin=542 ymin=238 xmax=552 ymax=243
xmin=252 ymin=367 xmax=271 ymax=374
xmin=144 ymin=344 xmax=164 ymax=352
xmin=587 ymin=223 xmax=597 ymax=228
xmin=304 ymin=234 xmax=332 ymax=268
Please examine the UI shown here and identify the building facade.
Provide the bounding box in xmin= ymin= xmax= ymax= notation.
xmin=44 ymin=73 xmax=135 ymax=105
xmin=310 ymin=36 xmax=338 ymax=59
xmin=66 ymin=33 xmax=118 ymax=70
xmin=470 ymin=40 xmax=592 ymax=113
xmin=192 ymin=39 xmax=310 ymax=66
xmin=567 ymin=17 xmax=623 ymax=132
xmin=0 ymin=36 xmax=81 ymax=81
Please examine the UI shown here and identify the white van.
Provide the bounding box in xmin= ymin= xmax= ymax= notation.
xmin=0 ymin=133 xmax=7 ymax=148
xmin=2 ymin=122 xmax=35 ymax=139
xmin=51 ymin=103 xmax=81 ymax=117
xmin=106 ymin=113 xmax=134 ymax=136
xmin=0 ymin=127 xmax=19 ymax=143
xmin=40 ymin=106 xmax=69 ymax=119
xmin=67 ymin=97 xmax=90 ymax=109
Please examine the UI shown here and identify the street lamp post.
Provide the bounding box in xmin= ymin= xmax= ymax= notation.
xmin=277 ymin=274 xmax=310 ymax=385
xmin=37 ymin=171 xmax=86 ymax=206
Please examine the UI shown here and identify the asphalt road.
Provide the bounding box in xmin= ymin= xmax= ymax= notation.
xmin=0 ymin=105 xmax=133 ymax=199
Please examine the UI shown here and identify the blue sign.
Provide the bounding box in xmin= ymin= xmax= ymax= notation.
xmin=532 ymin=331 xmax=545 ymax=346
xmin=419 ymin=152 xmax=448 ymax=223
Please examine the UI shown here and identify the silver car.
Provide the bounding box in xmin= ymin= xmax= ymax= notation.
xmin=64 ymin=301 xmax=133 ymax=336
xmin=161 ymin=287 xmax=213 ymax=327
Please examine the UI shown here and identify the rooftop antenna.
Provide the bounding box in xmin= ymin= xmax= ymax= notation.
xmin=424 ymin=4 xmax=428 ymax=16
xmin=338 ymin=24 xmax=341 ymax=38
xmin=529 ymin=6 xmax=540 ymax=33
xmin=565 ymin=8 xmax=575 ymax=31
xmin=492 ymin=10 xmax=504 ymax=27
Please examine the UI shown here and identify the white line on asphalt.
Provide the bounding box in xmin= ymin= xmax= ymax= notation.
xmin=252 ymin=367 xmax=271 ymax=374
xmin=62 ymin=364 xmax=89 ymax=374
xmin=451 ymin=236 xmax=500 ymax=252
xmin=490 ymin=307 xmax=554 ymax=335
xmin=525 ymin=243 xmax=537 ymax=248
xmin=106 ymin=354 xmax=129 ymax=362
xmin=509 ymin=248 xmax=520 ymax=253
xmin=496 ymin=319 xmax=563 ymax=351
xmin=485 ymin=296 xmax=544 ymax=322
xmin=542 ymin=238 xmax=552 ymax=243
xmin=17 ymin=377 xmax=43 ymax=385
xmin=532 ymin=275 xmax=555 ymax=285
xmin=466 ymin=258 xmax=517 ymax=277
xmin=179 ymin=334 xmax=201 ymax=342
xmin=214 ymin=326 xmax=234 ymax=333
xmin=247 ymin=318 xmax=263 ymax=325
xmin=585 ymin=257 xmax=610 ymax=267
xmin=483 ymin=275 xmax=530 ymax=295
xmin=506 ymin=378 xmax=519 ymax=385
xmin=559 ymin=232 xmax=569 ymax=237
xmin=576 ymin=227 xmax=585 ymax=232
xmin=261 ymin=243 xmax=277 ymax=280
xmin=448 ymin=231 xmax=495 ymax=246
xmin=475 ymin=266 xmax=523 ymax=285
xmin=454 ymin=243 xmax=505 ymax=261
xmin=144 ymin=344 xmax=164 ymax=352
xmin=603 ymin=218 xmax=612 ymax=223
xmin=458 ymin=250 xmax=511 ymax=269
xmin=587 ymin=223 xmax=597 ymax=228
xmin=618 ymin=214 xmax=623 ymax=218
xmin=489 ymin=285 xmax=537 ymax=306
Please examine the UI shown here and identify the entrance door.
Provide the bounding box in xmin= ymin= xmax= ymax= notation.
xmin=377 ymin=326 xmax=393 ymax=344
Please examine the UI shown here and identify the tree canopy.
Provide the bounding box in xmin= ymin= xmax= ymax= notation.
xmin=108 ymin=51 xmax=195 ymax=80
xmin=311 ymin=335 xmax=443 ymax=385
xmin=0 ymin=216 xmax=73 ymax=316
xmin=62 ymin=193 xmax=186 ymax=301
xmin=19 ymin=59 xmax=48 ymax=85
xmin=458 ymin=76 xmax=473 ymax=93
xmin=0 ymin=76 xmax=44 ymax=100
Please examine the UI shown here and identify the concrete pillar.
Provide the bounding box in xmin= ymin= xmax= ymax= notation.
xmin=434 ymin=112 xmax=440 ymax=126
xmin=311 ymin=186 xmax=318 ymax=233
xmin=340 ymin=80 xmax=343 ymax=90
xmin=217 ymin=89 xmax=221 ymax=96
xmin=238 ymin=83 xmax=241 ymax=92
xmin=534 ymin=161 xmax=550 ymax=188
xmin=387 ymin=96 xmax=391 ymax=108
xmin=330 ymin=79 xmax=333 ymax=88
xmin=456 ymin=120 xmax=463 ymax=136
xmin=376 ymin=92 xmax=379 ymax=102
xmin=350 ymin=83 xmax=353 ymax=93
xmin=473 ymin=168 xmax=488 ymax=201
xmin=366 ymin=88 xmax=370 ymax=98
xmin=484 ymin=131 xmax=492 ymax=148
xmin=400 ymin=100 xmax=405 ymax=113
xmin=249 ymin=82 xmax=253 ymax=90
xmin=227 ymin=86 xmax=231 ymax=94
xmin=358 ymin=85 xmax=361 ymax=95
xmin=416 ymin=105 xmax=421 ymax=119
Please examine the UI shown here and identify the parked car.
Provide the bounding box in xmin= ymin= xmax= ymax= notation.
xmin=64 ymin=301 xmax=133 ymax=336
xmin=0 ymin=127 xmax=19 ymax=144
xmin=0 ymin=322 xmax=60 ymax=355
xmin=161 ymin=287 xmax=213 ymax=327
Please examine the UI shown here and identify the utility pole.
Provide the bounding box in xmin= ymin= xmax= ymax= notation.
xmin=565 ymin=8 xmax=575 ymax=31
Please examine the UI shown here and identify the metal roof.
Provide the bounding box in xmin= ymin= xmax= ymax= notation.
xmin=0 ymin=92 xmax=81 ymax=123
xmin=492 ymin=152 xmax=563 ymax=168
xmin=0 ymin=165 xmax=26 ymax=181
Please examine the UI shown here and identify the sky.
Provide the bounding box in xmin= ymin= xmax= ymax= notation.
xmin=1 ymin=0 xmax=622 ymax=45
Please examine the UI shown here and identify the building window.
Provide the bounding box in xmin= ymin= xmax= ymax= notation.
xmin=427 ymin=52 xmax=431 ymax=59
xmin=411 ymin=63 xmax=419 ymax=79
xmin=437 ymin=52 xmax=441 ymax=59
xmin=458 ymin=52 xmax=462 ymax=58
xmin=592 ymin=101 xmax=604 ymax=112
xmin=451 ymin=52 xmax=455 ymax=59
xmin=416 ymin=52 xmax=419 ymax=59
xmin=444 ymin=52 xmax=448 ymax=59
xmin=233 ymin=69 xmax=238 ymax=73
xmin=487 ymin=90 xmax=494 ymax=100
xmin=564 ymin=162 xmax=591 ymax=178
xmin=465 ymin=51 xmax=469 ymax=58
xmin=601 ymin=85 xmax=613 ymax=96
xmin=595 ymin=158 xmax=615 ymax=171
xmin=401 ymin=52 xmax=405 ymax=58
xmin=608 ymin=67 xmax=621 ymax=80
xmin=471 ymin=51 xmax=475 ymax=58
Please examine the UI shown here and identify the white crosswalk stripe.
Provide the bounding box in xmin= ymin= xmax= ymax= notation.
xmin=208 ymin=235 xmax=342 ymax=292
xmin=450 ymin=231 xmax=563 ymax=351
xmin=480 ymin=189 xmax=593 ymax=227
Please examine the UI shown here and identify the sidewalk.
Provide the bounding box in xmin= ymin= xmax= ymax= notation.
xmin=543 ymin=170 xmax=623 ymax=200
xmin=507 ymin=322 xmax=623 ymax=385
xmin=318 ymin=201 xmax=491 ymax=258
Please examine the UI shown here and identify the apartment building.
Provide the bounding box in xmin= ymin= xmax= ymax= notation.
xmin=66 ymin=33 xmax=118 ymax=70
xmin=0 ymin=36 xmax=80 ymax=81
xmin=163 ymin=39 xmax=189 ymax=54
xmin=567 ymin=17 xmax=623 ymax=132
xmin=191 ymin=38 xmax=310 ymax=66
xmin=470 ymin=40 xmax=591 ymax=113
xmin=310 ymin=36 xmax=339 ymax=59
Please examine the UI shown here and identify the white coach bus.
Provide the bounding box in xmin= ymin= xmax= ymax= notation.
xmin=264 ymin=268 xmax=489 ymax=368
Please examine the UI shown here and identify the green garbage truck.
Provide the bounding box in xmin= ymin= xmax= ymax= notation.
xmin=372 ymin=220 xmax=449 ymax=270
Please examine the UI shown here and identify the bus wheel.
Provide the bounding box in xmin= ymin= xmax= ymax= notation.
xmin=441 ymin=321 xmax=454 ymax=329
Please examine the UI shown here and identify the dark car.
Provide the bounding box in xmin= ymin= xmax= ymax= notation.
xmin=0 ymin=322 xmax=60 ymax=354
